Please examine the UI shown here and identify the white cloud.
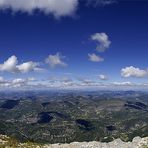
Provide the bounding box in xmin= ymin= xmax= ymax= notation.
xmin=88 ymin=53 xmax=104 ymax=62
xmin=0 ymin=0 xmax=116 ymax=19
xmin=12 ymin=78 xmax=26 ymax=87
xmin=91 ymin=32 xmax=111 ymax=52
xmin=0 ymin=77 xmax=36 ymax=88
xmin=99 ymin=74 xmax=108 ymax=80
xmin=45 ymin=53 xmax=67 ymax=68
xmin=0 ymin=0 xmax=78 ymax=18
xmin=27 ymin=77 xmax=36 ymax=81
xmin=0 ymin=55 xmax=41 ymax=73
xmin=12 ymin=78 xmax=26 ymax=84
xmin=0 ymin=55 xmax=18 ymax=72
xmin=17 ymin=61 xmax=40 ymax=73
xmin=0 ymin=76 xmax=7 ymax=83
xmin=121 ymin=66 xmax=148 ymax=78
xmin=0 ymin=76 xmax=4 ymax=81
xmin=0 ymin=76 xmax=148 ymax=90
xmin=79 ymin=78 xmax=94 ymax=86
xmin=112 ymin=81 xmax=133 ymax=86
xmin=86 ymin=0 xmax=117 ymax=6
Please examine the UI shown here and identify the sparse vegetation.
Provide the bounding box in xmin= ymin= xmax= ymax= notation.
xmin=0 ymin=91 xmax=148 ymax=144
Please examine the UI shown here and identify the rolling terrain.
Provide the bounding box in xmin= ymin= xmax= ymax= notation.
xmin=0 ymin=91 xmax=148 ymax=144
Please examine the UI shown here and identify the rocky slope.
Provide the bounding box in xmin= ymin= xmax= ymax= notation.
xmin=0 ymin=135 xmax=148 ymax=148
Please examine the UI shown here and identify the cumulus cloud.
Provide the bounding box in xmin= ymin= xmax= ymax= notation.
xmin=0 ymin=0 xmax=117 ymax=19
xmin=0 ymin=55 xmax=41 ymax=73
xmin=0 ymin=0 xmax=78 ymax=18
xmin=17 ymin=61 xmax=40 ymax=73
xmin=99 ymin=74 xmax=108 ymax=80
xmin=91 ymin=32 xmax=111 ymax=52
xmin=121 ymin=66 xmax=148 ymax=78
xmin=45 ymin=53 xmax=67 ymax=68
xmin=0 ymin=55 xmax=18 ymax=72
xmin=88 ymin=53 xmax=104 ymax=62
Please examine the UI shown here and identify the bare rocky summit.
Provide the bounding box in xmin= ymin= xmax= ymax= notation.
xmin=0 ymin=135 xmax=148 ymax=148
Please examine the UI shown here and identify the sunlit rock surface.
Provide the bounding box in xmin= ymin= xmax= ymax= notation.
xmin=0 ymin=135 xmax=148 ymax=148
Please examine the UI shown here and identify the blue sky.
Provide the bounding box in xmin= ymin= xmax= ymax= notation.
xmin=0 ymin=0 xmax=148 ymax=90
